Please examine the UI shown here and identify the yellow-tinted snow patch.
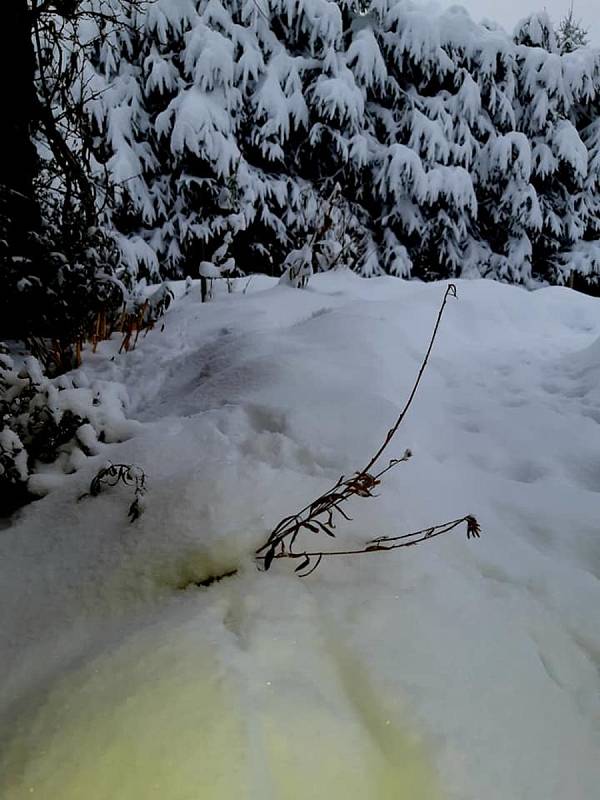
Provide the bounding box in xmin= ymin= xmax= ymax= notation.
xmin=1 ymin=615 xmax=439 ymax=800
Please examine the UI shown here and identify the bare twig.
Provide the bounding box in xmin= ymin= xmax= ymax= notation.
xmin=362 ymin=283 xmax=456 ymax=475
xmin=258 ymin=515 xmax=481 ymax=576
xmin=79 ymin=461 xmax=147 ymax=522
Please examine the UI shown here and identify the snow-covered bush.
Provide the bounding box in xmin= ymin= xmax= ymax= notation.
xmin=0 ymin=352 xmax=130 ymax=515
xmin=0 ymin=194 xmax=128 ymax=373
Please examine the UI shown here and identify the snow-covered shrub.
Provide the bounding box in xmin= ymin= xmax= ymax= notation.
xmin=0 ymin=188 xmax=128 ymax=373
xmin=0 ymin=352 xmax=130 ymax=515
xmin=280 ymin=245 xmax=314 ymax=289
xmin=117 ymin=281 xmax=174 ymax=350
xmin=279 ymin=185 xmax=368 ymax=287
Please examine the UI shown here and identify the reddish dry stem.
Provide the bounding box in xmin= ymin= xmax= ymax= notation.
xmin=255 ymin=284 xmax=480 ymax=576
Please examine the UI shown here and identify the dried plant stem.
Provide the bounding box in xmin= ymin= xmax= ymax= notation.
xmin=255 ymin=283 xmax=478 ymax=576
xmin=362 ymin=283 xmax=456 ymax=475
xmin=258 ymin=515 xmax=481 ymax=576
xmin=79 ymin=462 xmax=147 ymax=522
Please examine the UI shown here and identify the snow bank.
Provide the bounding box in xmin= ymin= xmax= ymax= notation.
xmin=1 ymin=273 xmax=599 ymax=799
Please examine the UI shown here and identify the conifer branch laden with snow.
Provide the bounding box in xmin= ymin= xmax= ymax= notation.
xmin=256 ymin=284 xmax=480 ymax=576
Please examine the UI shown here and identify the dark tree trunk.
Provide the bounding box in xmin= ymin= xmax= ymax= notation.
xmin=1 ymin=0 xmax=39 ymax=250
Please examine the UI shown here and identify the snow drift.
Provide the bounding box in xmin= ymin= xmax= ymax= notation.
xmin=1 ymin=273 xmax=599 ymax=799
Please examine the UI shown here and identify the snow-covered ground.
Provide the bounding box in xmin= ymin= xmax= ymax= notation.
xmin=1 ymin=272 xmax=599 ymax=799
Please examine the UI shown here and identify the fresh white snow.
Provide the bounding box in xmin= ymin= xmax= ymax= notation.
xmin=1 ymin=272 xmax=599 ymax=799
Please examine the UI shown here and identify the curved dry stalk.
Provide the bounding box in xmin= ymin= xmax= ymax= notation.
xmin=79 ymin=462 xmax=147 ymax=522
xmin=361 ymin=283 xmax=456 ymax=475
xmin=258 ymin=516 xmax=481 ymax=577
xmin=256 ymin=284 xmax=477 ymax=575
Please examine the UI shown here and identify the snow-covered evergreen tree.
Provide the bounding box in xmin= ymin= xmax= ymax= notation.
xmin=83 ymin=0 xmax=600 ymax=287
xmin=510 ymin=13 xmax=600 ymax=284
xmin=554 ymin=54 xmax=600 ymax=285
xmin=86 ymin=0 xmax=373 ymax=278
xmin=556 ymin=3 xmax=589 ymax=54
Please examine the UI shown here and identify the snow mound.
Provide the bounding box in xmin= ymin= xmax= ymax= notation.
xmin=1 ymin=274 xmax=599 ymax=799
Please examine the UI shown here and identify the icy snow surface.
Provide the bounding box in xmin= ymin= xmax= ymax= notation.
xmin=1 ymin=273 xmax=599 ymax=799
